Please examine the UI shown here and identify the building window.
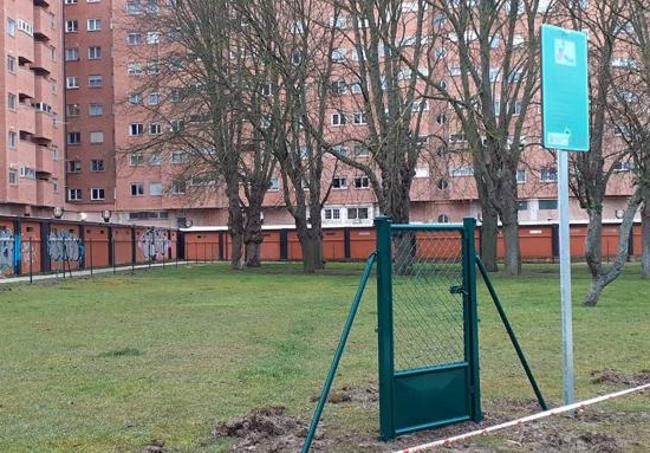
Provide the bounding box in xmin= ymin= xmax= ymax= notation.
xmin=51 ymin=146 xmax=59 ymax=160
xmin=613 ymin=160 xmax=634 ymax=173
xmin=324 ymin=208 xmax=341 ymax=220
xmin=148 ymin=152 xmax=162 ymax=166
xmin=149 ymin=123 xmax=162 ymax=135
xmin=65 ymin=0 xmax=79 ymax=4
xmin=147 ymin=31 xmax=160 ymax=44
xmin=7 ymin=93 xmax=17 ymax=110
xmin=127 ymin=62 xmax=142 ymax=76
xmin=126 ymin=1 xmax=142 ymax=14
xmin=539 ymin=199 xmax=558 ymax=210
xmin=66 ymin=160 xmax=82 ymax=173
xmin=171 ymin=151 xmax=188 ymax=164
xmin=127 ymin=33 xmax=143 ymax=45
xmin=540 ymin=166 xmax=558 ymax=182
xmin=129 ymin=123 xmax=144 ymax=136
xmin=449 ymin=165 xmax=474 ymax=177
xmin=437 ymin=179 xmax=449 ymax=190
xmin=66 ymin=103 xmax=81 ymax=117
xmin=331 ymin=112 xmax=346 ymax=126
xmin=130 ymin=182 xmax=145 ymax=196
xmin=7 ymin=18 xmax=17 ymax=36
xmin=354 ymin=176 xmax=370 ymax=188
xmin=65 ymin=48 xmax=80 ymax=61
xmin=88 ymin=75 xmax=103 ymax=88
xmin=67 ymin=132 xmax=81 ymax=145
xmin=353 ymin=111 xmax=367 ymax=125
xmin=516 ymin=169 xmax=527 ymax=183
xmin=89 ymin=131 xmax=104 ymax=144
xmin=88 ymin=103 xmax=103 ymax=116
xmin=332 ymin=176 xmax=347 ymax=189
xmin=438 ymin=214 xmax=450 ymax=223
xmin=149 ymin=182 xmax=163 ymax=196
xmin=129 ymin=93 xmax=143 ymax=104
xmin=348 ymin=207 xmax=369 ymax=220
xmin=90 ymin=188 xmax=105 ymax=201
xmin=87 ymin=19 xmax=101 ymax=31
xmin=129 ymin=153 xmax=144 ymax=166
xmin=52 ymin=178 xmax=59 ymax=193
xmin=147 ymin=92 xmax=160 ymax=105
xmin=268 ymin=177 xmax=280 ymax=191
xmin=8 ymin=131 xmax=17 ymax=148
xmin=66 ymin=76 xmax=80 ymax=89
xmin=67 ymin=188 xmax=82 ymax=201
xmin=517 ymin=200 xmax=529 ymax=211
xmin=88 ymin=46 xmax=102 ymax=60
xmin=90 ymin=159 xmax=104 ymax=172
xmin=8 ymin=169 xmax=18 ymax=185
xmin=171 ymin=181 xmax=186 ymax=194
xmin=65 ymin=20 xmax=78 ymax=33
xmin=7 ymin=55 xmax=16 ymax=73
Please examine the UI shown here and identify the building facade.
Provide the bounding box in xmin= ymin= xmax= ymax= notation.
xmin=0 ymin=1 xmax=636 ymax=230
xmin=1 ymin=0 xmax=65 ymax=218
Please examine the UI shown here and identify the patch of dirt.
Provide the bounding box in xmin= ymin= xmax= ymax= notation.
xmin=591 ymin=368 xmax=650 ymax=387
xmin=311 ymin=384 xmax=378 ymax=406
xmin=213 ymin=406 xmax=331 ymax=452
xmin=211 ymin=385 xmax=646 ymax=452
xmin=139 ymin=440 xmax=167 ymax=453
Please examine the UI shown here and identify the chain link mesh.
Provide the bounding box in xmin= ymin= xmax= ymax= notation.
xmin=391 ymin=229 xmax=466 ymax=372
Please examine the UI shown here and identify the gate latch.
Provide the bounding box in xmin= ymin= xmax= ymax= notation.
xmin=449 ymin=285 xmax=467 ymax=296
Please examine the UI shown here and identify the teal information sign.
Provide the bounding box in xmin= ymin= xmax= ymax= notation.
xmin=541 ymin=24 xmax=590 ymax=152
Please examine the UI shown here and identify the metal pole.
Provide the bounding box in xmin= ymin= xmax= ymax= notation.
xmin=557 ymin=149 xmax=574 ymax=404
xmin=301 ymin=253 xmax=376 ymax=453
xmin=113 ymin=238 xmax=116 ymax=274
xmin=29 ymin=238 xmax=33 ymax=284
xmin=375 ymin=216 xmax=395 ymax=441
xmin=476 ymin=256 xmax=547 ymax=410
xmin=90 ymin=239 xmax=94 ymax=276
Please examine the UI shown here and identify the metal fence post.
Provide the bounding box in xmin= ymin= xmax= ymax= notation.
xmin=462 ymin=217 xmax=482 ymax=422
xmin=113 ymin=238 xmax=117 ymax=274
xmin=375 ymin=216 xmax=395 ymax=441
xmin=89 ymin=239 xmax=94 ymax=277
xmin=29 ymin=238 xmax=33 ymax=284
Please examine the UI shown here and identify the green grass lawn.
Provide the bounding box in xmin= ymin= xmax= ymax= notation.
xmin=0 ymin=263 xmax=648 ymax=452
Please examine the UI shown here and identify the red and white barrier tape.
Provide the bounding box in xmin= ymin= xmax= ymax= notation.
xmin=393 ymin=382 xmax=650 ymax=453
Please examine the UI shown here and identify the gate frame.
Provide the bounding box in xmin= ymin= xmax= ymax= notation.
xmin=375 ymin=216 xmax=482 ymax=440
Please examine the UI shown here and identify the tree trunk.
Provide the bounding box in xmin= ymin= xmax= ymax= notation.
xmin=480 ymin=205 xmax=499 ymax=272
xmin=380 ymin=177 xmax=412 ymax=274
xmin=299 ymin=230 xmax=323 ymax=273
xmin=583 ymin=189 xmax=642 ymax=306
xmin=584 ymin=209 xmax=603 ymax=280
xmin=226 ymin=184 xmax=245 ymax=270
xmin=501 ymin=205 xmax=521 ymax=276
xmin=243 ymin=205 xmax=264 ymax=268
xmin=642 ymin=201 xmax=650 ymax=279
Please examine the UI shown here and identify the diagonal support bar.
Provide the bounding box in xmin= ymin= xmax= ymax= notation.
xmin=301 ymin=253 xmax=377 ymax=453
xmin=476 ymin=256 xmax=548 ymax=411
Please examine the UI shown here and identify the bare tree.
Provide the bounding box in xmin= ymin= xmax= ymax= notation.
xmin=399 ymin=0 xmax=556 ymax=275
xmin=120 ymin=0 xmax=276 ymax=268
xmin=562 ymin=0 xmax=641 ymax=305
xmin=610 ymin=1 xmax=650 ymax=278
xmin=233 ymin=0 xmax=340 ymax=272
xmin=324 ymin=0 xmax=441 ymax=227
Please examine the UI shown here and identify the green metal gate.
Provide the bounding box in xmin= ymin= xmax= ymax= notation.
xmin=375 ymin=217 xmax=482 ymax=440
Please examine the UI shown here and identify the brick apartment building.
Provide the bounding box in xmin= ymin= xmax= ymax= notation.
xmin=0 ymin=1 xmax=638 ymax=229
xmin=1 ymin=0 xmax=65 ymax=218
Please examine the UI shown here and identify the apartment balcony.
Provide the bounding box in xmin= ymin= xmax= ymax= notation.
xmin=33 ymin=111 xmax=54 ymax=144
xmin=36 ymin=179 xmax=55 ymax=208
xmin=33 ymin=6 xmax=51 ymax=42
xmin=35 ymin=148 xmax=54 ymax=176
xmin=31 ymin=42 xmax=51 ymax=76
xmin=17 ymin=104 xmax=36 ymax=136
